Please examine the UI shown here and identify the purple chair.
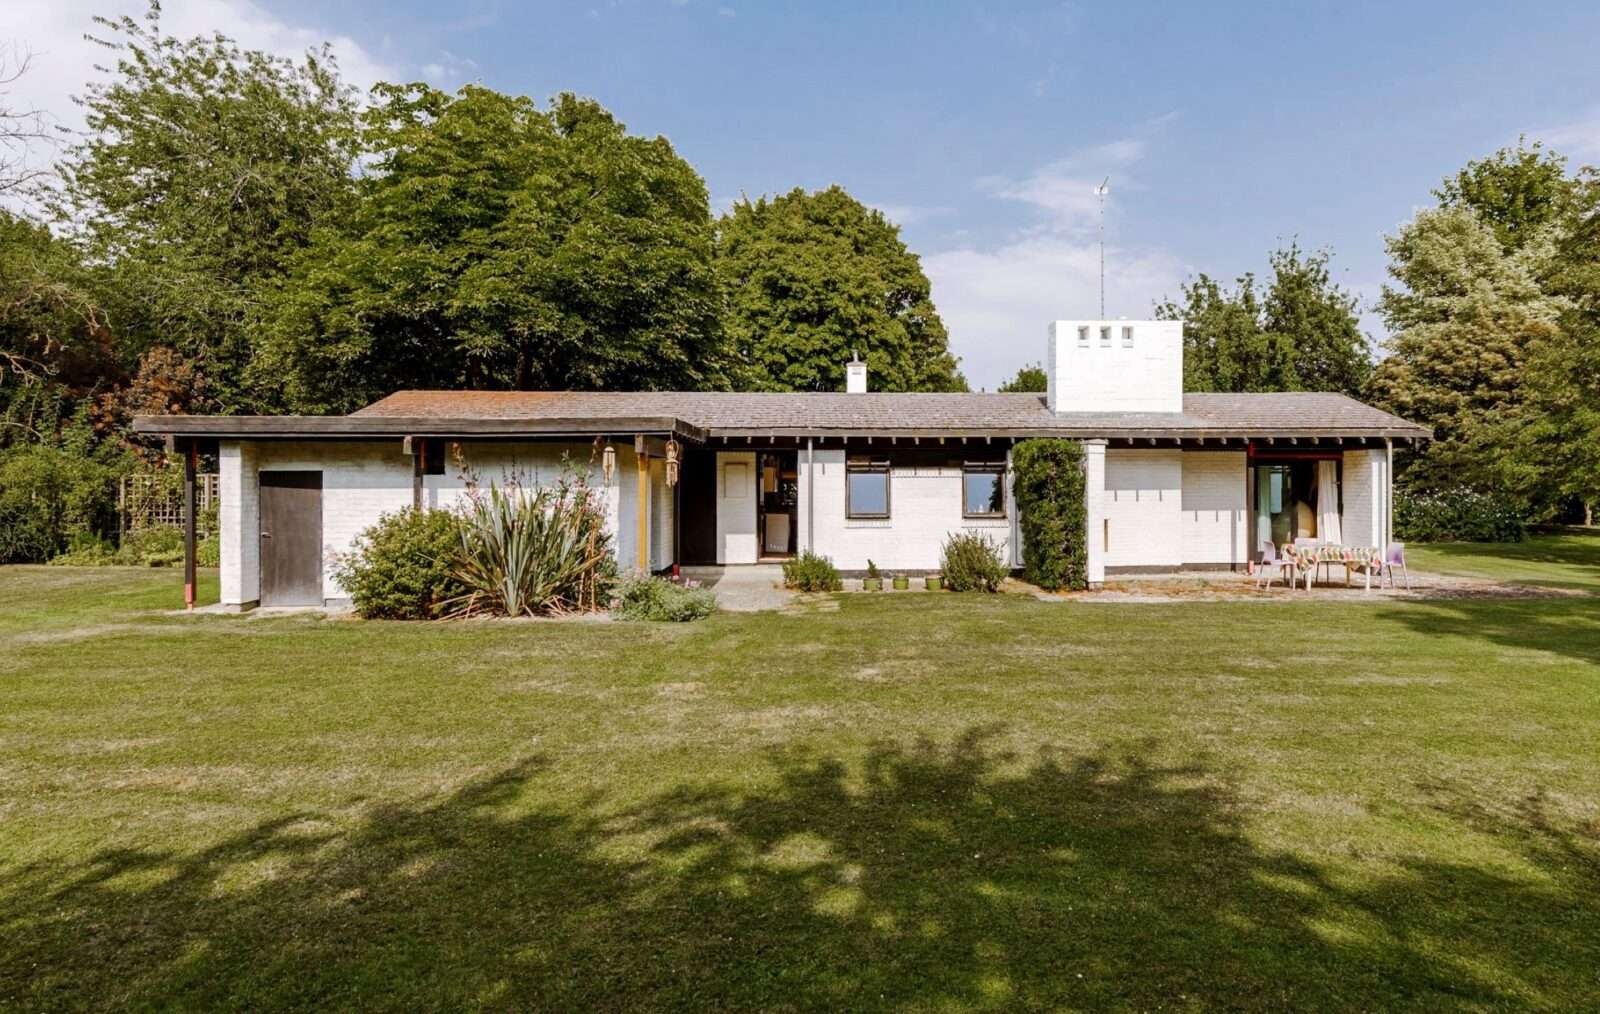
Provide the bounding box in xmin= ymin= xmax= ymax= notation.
xmin=1383 ymin=542 xmax=1410 ymax=590
xmin=1256 ymin=541 xmax=1294 ymax=590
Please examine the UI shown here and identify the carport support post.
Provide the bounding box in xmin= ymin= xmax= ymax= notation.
xmin=635 ymin=435 xmax=649 ymax=573
xmin=183 ymin=439 xmax=197 ymax=611
xmin=806 ymin=437 xmax=815 ymax=554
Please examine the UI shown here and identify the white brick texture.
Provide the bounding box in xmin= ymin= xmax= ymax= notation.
xmin=1180 ymin=451 xmax=1247 ymax=566
xmin=1103 ymin=449 xmax=1183 ymax=569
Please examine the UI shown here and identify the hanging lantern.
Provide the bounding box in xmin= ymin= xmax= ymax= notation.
xmin=602 ymin=444 xmax=617 ymax=484
xmin=664 ymin=438 xmax=681 ymax=487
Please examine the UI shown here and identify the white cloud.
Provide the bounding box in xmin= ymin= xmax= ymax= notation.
xmin=926 ymin=236 xmax=1186 ymax=389
xmin=868 ymin=202 xmax=953 ymax=227
xmin=925 ymin=133 xmax=1187 ymax=389
xmin=5 ymin=0 xmax=396 ymax=159
xmin=980 ymin=138 xmax=1146 ymax=230
xmin=1534 ymin=107 xmax=1600 ymax=160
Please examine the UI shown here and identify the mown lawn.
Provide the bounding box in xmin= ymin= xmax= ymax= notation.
xmin=1 ymin=550 xmax=1597 ymax=1011
xmin=1408 ymin=531 xmax=1600 ymax=593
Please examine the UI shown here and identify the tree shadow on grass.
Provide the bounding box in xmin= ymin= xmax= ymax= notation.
xmin=2 ymin=731 xmax=1596 ymax=1010
xmin=1376 ymin=597 xmax=1600 ymax=667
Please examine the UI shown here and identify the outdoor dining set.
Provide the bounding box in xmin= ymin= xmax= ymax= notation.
xmin=1255 ymin=540 xmax=1411 ymax=592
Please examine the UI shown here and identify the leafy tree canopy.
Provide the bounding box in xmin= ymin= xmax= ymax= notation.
xmin=1436 ymin=140 xmax=1574 ymax=252
xmin=716 ymin=186 xmax=965 ymax=392
xmin=1157 ymin=243 xmax=1369 ymax=397
xmin=52 ymin=4 xmax=359 ymax=413
xmin=0 ymin=211 xmax=114 ymax=447
xmin=1157 ymin=272 xmax=1296 ymax=394
xmin=260 ymin=85 xmax=729 ymax=413
xmin=998 ymin=363 xmax=1048 ymax=393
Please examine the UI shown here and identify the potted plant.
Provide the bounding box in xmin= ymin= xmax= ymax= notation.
xmin=925 ymin=574 xmax=943 ymax=591
xmin=861 ymin=559 xmax=883 ymax=592
xmin=892 ymin=572 xmax=910 ymax=591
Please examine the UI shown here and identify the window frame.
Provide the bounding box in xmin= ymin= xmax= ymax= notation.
xmin=1099 ymin=325 xmax=1113 ymax=346
xmin=1121 ymin=325 xmax=1135 ymax=348
xmin=961 ymin=461 xmax=1007 ymax=519
xmin=845 ymin=457 xmax=892 ymax=519
xmin=1076 ymin=325 xmax=1090 ymax=346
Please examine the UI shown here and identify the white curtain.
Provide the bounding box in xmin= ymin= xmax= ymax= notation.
xmin=1317 ymin=460 xmax=1343 ymax=545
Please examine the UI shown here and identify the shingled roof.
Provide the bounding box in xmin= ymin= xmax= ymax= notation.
xmin=351 ymin=389 xmax=1430 ymax=440
xmin=134 ymin=389 xmax=1429 ymax=442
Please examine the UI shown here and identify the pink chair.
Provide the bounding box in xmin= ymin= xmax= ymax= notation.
xmin=1382 ymin=542 xmax=1410 ymax=590
xmin=1256 ymin=541 xmax=1295 ymax=590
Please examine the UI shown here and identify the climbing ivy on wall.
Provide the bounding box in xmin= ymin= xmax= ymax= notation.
xmin=1011 ymin=439 xmax=1088 ymax=592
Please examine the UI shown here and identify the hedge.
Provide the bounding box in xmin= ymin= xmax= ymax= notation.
xmin=1394 ymin=486 xmax=1524 ymax=543
xmin=1011 ymin=439 xmax=1088 ymax=591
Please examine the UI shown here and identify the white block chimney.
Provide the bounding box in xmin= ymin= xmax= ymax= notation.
xmin=846 ymin=351 xmax=868 ymax=394
xmin=1046 ymin=319 xmax=1184 ymax=414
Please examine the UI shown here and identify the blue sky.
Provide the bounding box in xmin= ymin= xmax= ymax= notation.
xmin=15 ymin=0 xmax=1600 ymax=387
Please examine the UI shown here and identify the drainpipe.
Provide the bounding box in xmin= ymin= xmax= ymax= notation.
xmin=806 ymin=437 xmax=815 ymax=554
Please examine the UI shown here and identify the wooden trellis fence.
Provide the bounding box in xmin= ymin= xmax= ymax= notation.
xmin=118 ymin=468 xmax=219 ymax=537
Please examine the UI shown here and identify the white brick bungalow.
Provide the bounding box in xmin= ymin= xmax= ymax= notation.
xmin=135 ymin=320 xmax=1428 ymax=608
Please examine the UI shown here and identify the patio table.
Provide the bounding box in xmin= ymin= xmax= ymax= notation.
xmin=1280 ymin=543 xmax=1385 ymax=591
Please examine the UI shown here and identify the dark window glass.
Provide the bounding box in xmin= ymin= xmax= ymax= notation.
xmin=420 ymin=440 xmax=446 ymax=476
xmin=962 ymin=464 xmax=1005 ymax=517
xmin=846 ymin=459 xmax=890 ymax=517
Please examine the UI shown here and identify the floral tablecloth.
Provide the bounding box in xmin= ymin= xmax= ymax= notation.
xmin=1281 ymin=543 xmax=1383 ymax=577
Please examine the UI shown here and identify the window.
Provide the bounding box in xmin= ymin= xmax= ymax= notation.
xmin=846 ymin=457 xmax=890 ymax=518
xmin=1076 ymin=325 xmax=1090 ymax=346
xmin=962 ymin=462 xmax=1006 ymax=517
xmin=1121 ymin=325 xmax=1134 ymax=347
xmin=1099 ymin=325 xmax=1112 ymax=346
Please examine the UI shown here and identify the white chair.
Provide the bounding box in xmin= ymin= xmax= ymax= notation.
xmin=1256 ymin=541 xmax=1295 ymax=590
xmin=1382 ymin=542 xmax=1410 ymax=590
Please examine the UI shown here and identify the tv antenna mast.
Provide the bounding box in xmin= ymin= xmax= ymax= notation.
xmin=1094 ymin=176 xmax=1110 ymax=317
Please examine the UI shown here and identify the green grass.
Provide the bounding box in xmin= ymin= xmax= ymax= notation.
xmin=1408 ymin=531 xmax=1600 ymax=593
xmin=1 ymin=560 xmax=1597 ymax=1011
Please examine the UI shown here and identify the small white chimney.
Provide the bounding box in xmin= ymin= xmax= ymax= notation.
xmin=846 ymin=350 xmax=868 ymax=394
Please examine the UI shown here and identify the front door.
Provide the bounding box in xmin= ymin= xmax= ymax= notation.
xmin=260 ymin=471 xmax=322 ymax=606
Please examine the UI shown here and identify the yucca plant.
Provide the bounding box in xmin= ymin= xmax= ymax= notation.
xmin=446 ymin=469 xmax=615 ymax=617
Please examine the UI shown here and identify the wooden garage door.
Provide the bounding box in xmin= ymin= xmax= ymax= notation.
xmin=259 ymin=471 xmax=322 ymax=606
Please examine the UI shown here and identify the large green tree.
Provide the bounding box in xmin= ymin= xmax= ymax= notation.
xmin=1158 ymin=244 xmax=1369 ymax=396
xmin=1157 ymin=272 xmax=1296 ymax=393
xmin=0 ymin=212 xmax=114 ymax=448
xmin=715 ymin=186 xmax=965 ymax=392
xmin=1371 ymin=142 xmax=1600 ymax=516
xmin=1262 ymin=244 xmax=1371 ymax=395
xmin=262 ymin=85 xmax=728 ymax=412
xmin=53 ymin=4 xmax=360 ymax=413
xmin=1369 ymin=207 xmax=1567 ymax=496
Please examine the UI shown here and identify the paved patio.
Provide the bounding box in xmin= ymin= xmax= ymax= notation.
xmin=680 ymin=565 xmax=795 ymax=611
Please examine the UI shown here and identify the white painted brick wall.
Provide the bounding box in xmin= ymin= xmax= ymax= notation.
xmin=1180 ymin=451 xmax=1247 ymax=566
xmin=1103 ymin=449 xmax=1183 ymax=569
xmin=219 ymin=440 xmax=648 ymax=605
xmin=1341 ymin=449 xmax=1386 ymax=548
xmin=1047 ymin=320 xmax=1185 ymax=413
xmin=807 ymin=449 xmax=1011 ymax=571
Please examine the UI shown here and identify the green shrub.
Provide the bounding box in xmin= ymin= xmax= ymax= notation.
xmin=1395 ymin=486 xmax=1524 ymax=543
xmin=448 ymin=471 xmax=615 ymax=617
xmin=0 ymin=444 xmax=122 ymax=562
xmin=941 ymin=532 xmax=1007 ymax=592
xmin=782 ymin=551 xmax=842 ymax=591
xmin=615 ymin=575 xmax=716 ymax=622
xmin=1011 ymin=439 xmax=1088 ymax=591
xmin=51 ymin=526 xmax=223 ymax=568
xmin=335 ymin=508 xmax=466 ymax=619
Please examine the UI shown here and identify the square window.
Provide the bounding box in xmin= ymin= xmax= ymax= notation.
xmin=1099 ymin=326 xmax=1112 ymax=346
xmin=962 ymin=463 xmax=1006 ymax=517
xmin=1122 ymin=325 xmax=1134 ymax=347
xmin=1076 ymin=325 xmax=1090 ymax=346
xmin=846 ymin=457 xmax=890 ymax=518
